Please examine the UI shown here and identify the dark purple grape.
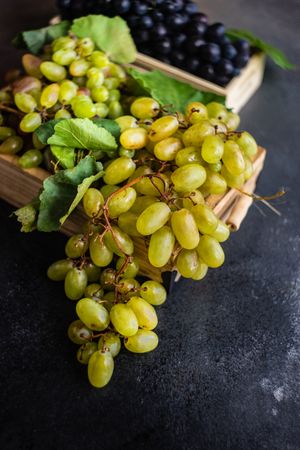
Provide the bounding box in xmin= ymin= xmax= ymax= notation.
xmin=234 ymin=39 xmax=250 ymax=53
xmin=171 ymin=51 xmax=185 ymax=68
xmin=233 ymin=53 xmax=250 ymax=68
xmin=133 ymin=1 xmax=149 ymax=15
xmin=57 ymin=0 xmax=72 ymax=7
xmin=151 ymin=10 xmax=164 ymax=22
xmin=205 ymin=23 xmax=226 ymax=42
xmin=134 ymin=29 xmax=150 ymax=44
xmin=184 ymin=2 xmax=199 ymax=15
xmin=185 ymin=57 xmax=200 ymax=74
xmin=167 ymin=13 xmax=189 ymax=29
xmin=199 ymin=43 xmax=221 ymax=63
xmin=187 ymin=21 xmax=207 ymax=37
xmin=127 ymin=15 xmax=140 ymax=28
xmin=213 ymin=75 xmax=230 ymax=87
xmin=140 ymin=15 xmax=154 ymax=29
xmin=215 ymin=59 xmax=234 ymax=77
xmin=113 ymin=0 xmax=130 ymax=13
xmin=191 ymin=12 xmax=208 ymax=24
xmin=154 ymin=37 xmax=172 ymax=55
xmin=186 ymin=36 xmax=205 ymax=54
xmin=172 ymin=33 xmax=187 ymax=48
xmin=232 ymin=67 xmax=241 ymax=77
xmin=151 ymin=23 xmax=168 ymax=38
xmin=222 ymin=43 xmax=238 ymax=60
xmin=219 ymin=35 xmax=231 ymax=45
xmin=161 ymin=0 xmax=184 ymax=13
xmin=197 ymin=63 xmax=215 ymax=81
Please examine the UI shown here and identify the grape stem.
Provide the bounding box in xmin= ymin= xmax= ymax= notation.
xmin=0 ymin=103 xmax=23 ymax=117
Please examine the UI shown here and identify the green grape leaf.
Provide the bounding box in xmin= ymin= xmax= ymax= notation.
xmin=127 ymin=68 xmax=226 ymax=112
xmin=50 ymin=145 xmax=76 ymax=169
xmin=92 ymin=118 xmax=121 ymax=140
xmin=226 ymin=29 xmax=295 ymax=70
xmin=37 ymin=156 xmax=103 ymax=232
xmin=71 ymin=15 xmax=136 ymax=64
xmin=47 ymin=118 xmax=118 ymax=151
xmin=14 ymin=202 xmax=38 ymax=232
xmin=12 ymin=21 xmax=70 ymax=55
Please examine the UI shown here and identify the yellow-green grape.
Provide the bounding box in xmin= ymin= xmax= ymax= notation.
xmin=83 ymin=188 xmax=104 ymax=218
xmin=186 ymin=101 xmax=208 ymax=124
xmin=86 ymin=73 xmax=105 ymax=91
xmin=120 ymin=127 xmax=148 ymax=150
xmin=107 ymin=187 xmax=137 ymax=218
xmin=202 ymin=171 xmax=227 ymax=195
xmin=91 ymin=86 xmax=109 ymax=102
xmin=148 ymin=115 xmax=179 ymax=142
xmin=64 ymin=268 xmax=88 ymax=301
xmin=221 ymin=165 xmax=244 ymax=188
xmin=148 ymin=226 xmax=175 ymax=268
xmin=47 ymin=259 xmax=74 ymax=281
xmin=118 ymin=211 xmax=141 ymax=237
xmin=118 ymin=278 xmax=140 ymax=298
xmin=52 ymin=49 xmax=77 ymax=66
xmin=222 ymin=140 xmax=245 ymax=175
xmin=176 ymin=249 xmax=199 ymax=278
xmin=182 ymin=190 xmax=205 ymax=210
xmin=72 ymin=76 xmax=86 ymax=87
xmin=191 ymin=204 xmax=218 ymax=234
xmin=19 ymin=112 xmax=42 ymax=133
xmin=116 ymin=256 xmax=140 ymax=279
xmin=235 ymin=131 xmax=258 ymax=158
xmin=77 ymin=342 xmax=98 ymax=365
xmin=192 ymin=259 xmax=208 ymax=280
xmin=133 ymin=169 xmax=169 ymax=197
xmin=104 ymin=226 xmax=134 ymax=256
xmin=119 ymin=147 xmax=135 ymax=158
xmin=140 ymin=280 xmax=166 ymax=306
xmin=89 ymin=51 xmax=110 ymax=68
xmin=108 ymin=89 xmax=121 ymax=103
xmin=108 ymin=101 xmax=124 ymax=119
xmin=94 ymin=102 xmax=109 ymax=118
xmin=77 ymin=37 xmax=95 ymax=57
xmin=22 ymin=54 xmax=43 ymax=78
xmin=171 ymin=163 xmax=207 ymax=193
xmin=110 ymin=304 xmax=139 ymax=336
xmin=115 ymin=115 xmax=138 ymax=133
xmin=208 ymin=220 xmax=230 ymax=242
xmin=19 ymin=149 xmax=42 ymax=168
xmin=244 ymin=156 xmax=254 ymax=180
xmin=182 ymin=120 xmax=215 ymax=147
xmin=175 ymin=146 xmax=205 ymax=167
xmin=65 ymin=234 xmax=88 ymax=259
xmin=88 ymin=350 xmax=114 ymax=388
xmin=40 ymin=83 xmax=60 ymax=109
xmin=100 ymin=184 xmax=119 ymax=200
xmin=72 ymin=96 xmax=95 ymax=118
xmin=0 ymin=90 xmax=12 ymax=103
xmin=201 ymin=135 xmax=224 ymax=164
xmin=59 ymin=80 xmax=78 ymax=104
xmin=69 ymin=59 xmax=90 ymax=77
xmin=52 ymin=36 xmax=76 ymax=52
xmin=14 ymin=92 xmax=37 ymax=113
xmin=130 ymin=195 xmax=158 ymax=214
xmin=98 ymin=332 xmax=121 ymax=357
xmin=206 ymin=102 xmax=228 ymax=121
xmin=104 ymin=77 xmax=120 ymax=90
xmin=154 ymin=137 xmax=182 ymax=161
xmin=130 ymin=97 xmax=160 ymax=119
xmin=209 ymin=118 xmax=228 ymax=134
xmin=84 ymin=284 xmax=104 ymax=300
xmin=127 ymin=297 xmax=158 ymax=330
xmin=125 ymin=330 xmax=158 ymax=353
xmin=136 ymin=202 xmax=171 ymax=236
xmin=40 ymin=61 xmax=67 ymax=82
xmin=68 ymin=319 xmax=93 ymax=345
xmin=209 ymin=161 xmax=222 ymax=173
xmin=196 ymin=235 xmax=225 ymax=268
xmin=0 ymin=126 xmax=16 ymax=142
xmin=0 ymin=136 xmax=23 ymax=155
xmin=103 ymin=157 xmax=136 ymax=185
xmin=55 ymin=109 xmax=72 ymax=119
xmin=100 ymin=269 xmax=117 ymax=291
xmin=89 ymin=234 xmax=114 ymax=267
xmin=171 ymin=209 xmax=199 ymax=249
xmin=225 ymin=112 xmax=240 ymax=131
xmin=76 ymin=298 xmax=110 ymax=331
xmin=109 ymin=63 xmax=126 ymax=81
xmin=84 ymin=261 xmax=102 ymax=283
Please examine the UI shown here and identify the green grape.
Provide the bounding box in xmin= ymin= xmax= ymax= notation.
xmin=89 ymin=234 xmax=114 ymax=267
xmin=182 ymin=190 xmax=205 ymax=210
xmin=52 ymin=49 xmax=77 ymax=66
xmin=55 ymin=109 xmax=72 ymax=119
xmin=77 ymin=341 xmax=98 ymax=365
xmin=84 ymin=261 xmax=102 ymax=283
xmin=88 ymin=350 xmax=114 ymax=388
xmin=83 ymin=188 xmax=104 ymax=218
xmin=108 ymin=89 xmax=121 ymax=103
xmin=76 ymin=298 xmax=110 ymax=331
xmin=130 ymin=195 xmax=158 ymax=214
xmin=72 ymin=97 xmax=95 ymax=119
xmin=186 ymin=101 xmax=208 ymax=124
xmin=0 ymin=90 xmax=12 ymax=103
xmin=119 ymin=147 xmax=135 ymax=158
xmin=0 ymin=127 xmax=16 ymax=142
xmin=171 ymin=163 xmax=207 ymax=193
xmin=127 ymin=297 xmax=158 ymax=331
xmin=69 ymin=59 xmax=90 ymax=77
xmin=225 ymin=112 xmax=240 ymax=131
xmin=140 ymin=280 xmax=167 ymax=306
xmin=235 ymin=131 xmax=258 ymax=158
xmin=40 ymin=61 xmax=67 ymax=82
xmin=175 ymin=146 xmax=205 ymax=167
xmin=192 ymin=259 xmax=208 ymax=280
xmin=171 ymin=208 xmax=199 ymax=249
xmin=89 ymin=51 xmax=110 ymax=68
xmin=65 ymin=234 xmax=88 ymax=259
xmin=64 ymin=268 xmax=88 ymax=301
xmin=47 ymin=259 xmax=73 ymax=281
xmin=124 ymin=330 xmax=158 ymax=353
xmin=118 ymin=278 xmax=140 ymax=298
xmin=148 ymin=116 xmax=179 ymax=142
xmin=91 ymin=86 xmax=109 ymax=103
xmin=14 ymin=92 xmax=37 ymax=113
xmin=209 ymin=118 xmax=228 ymax=134
xmin=98 ymin=332 xmax=121 ymax=357
xmin=104 ymin=226 xmax=134 ymax=256
xmin=134 ymin=169 xmax=169 ymax=197
xmin=68 ymin=319 xmax=93 ymax=345
xmin=206 ymin=102 xmax=228 ymax=121
xmin=59 ymin=80 xmax=78 ymax=104
xmin=136 ymin=202 xmax=171 ymax=236
xmin=209 ymin=161 xmax=222 ymax=173
xmin=115 ymin=115 xmax=138 ymax=133
xmin=117 ymin=211 xmax=141 ymax=237
xmin=154 ymin=137 xmax=182 ymax=161
xmin=222 ymin=140 xmax=245 ymax=175
xmin=201 ymin=135 xmax=224 ymax=164
xmin=130 ymin=97 xmax=160 ymax=119
xmin=107 ymin=187 xmax=137 ymax=218
xmin=182 ymin=120 xmax=215 ymax=147
xmin=40 ymin=83 xmax=60 ymax=109
xmin=72 ymin=76 xmax=86 ymax=87
xmin=19 ymin=112 xmax=42 ymax=133
xmin=19 ymin=149 xmax=42 ymax=168
xmin=108 ymin=101 xmax=124 ymax=119
xmin=148 ymin=226 xmax=175 ymax=268
xmin=196 ymin=235 xmax=225 ymax=268
xmin=176 ymin=249 xmax=199 ymax=278
xmin=22 ymin=54 xmax=43 ymax=78
xmin=86 ymin=72 xmax=105 ymax=90
xmin=103 ymin=157 xmax=136 ymax=185
xmin=221 ymin=165 xmax=244 ymax=188
xmin=0 ymin=136 xmax=23 ymax=155
xmin=244 ymin=156 xmax=254 ymax=180
xmin=191 ymin=204 xmax=218 ymax=234
xmin=52 ymin=36 xmax=76 ymax=52
xmin=208 ymin=220 xmax=230 ymax=242
xmin=104 ymin=77 xmax=120 ymax=90
xmin=110 ymin=304 xmax=138 ymax=336
xmin=109 ymin=63 xmax=126 ymax=81
xmin=116 ymin=256 xmax=140 ymax=279
xmin=84 ymin=283 xmax=104 ymax=300
xmin=120 ymin=127 xmax=148 ymax=150
xmin=77 ymin=37 xmax=95 ymax=57
xmin=100 ymin=184 xmax=119 ymax=200
xmin=202 ymin=171 xmax=227 ymax=195
xmin=103 ymin=292 xmax=115 ymax=311
xmin=94 ymin=102 xmax=109 ymax=118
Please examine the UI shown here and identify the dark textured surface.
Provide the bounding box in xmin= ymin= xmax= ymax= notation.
xmin=1 ymin=1 xmax=300 ymax=449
